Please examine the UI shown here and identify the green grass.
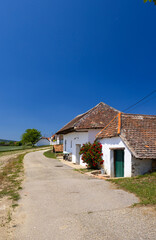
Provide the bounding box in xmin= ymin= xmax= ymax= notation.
xmin=0 ymin=153 xmax=25 ymax=205
xmin=0 ymin=146 xmax=51 ymax=157
xmin=44 ymin=150 xmax=56 ymax=159
xmin=7 ymin=210 xmax=12 ymax=223
xmin=12 ymin=203 xmax=19 ymax=209
xmin=74 ymin=168 xmax=94 ymax=173
xmin=0 ymin=145 xmax=51 ymax=153
xmin=108 ymin=172 xmax=156 ymax=205
xmin=0 ymin=145 xmax=32 ymax=152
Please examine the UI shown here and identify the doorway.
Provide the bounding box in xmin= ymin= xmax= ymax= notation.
xmin=114 ymin=150 xmax=124 ymax=177
xmin=76 ymin=144 xmax=81 ymax=164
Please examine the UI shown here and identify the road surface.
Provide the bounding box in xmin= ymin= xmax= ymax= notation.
xmin=11 ymin=151 xmax=156 ymax=240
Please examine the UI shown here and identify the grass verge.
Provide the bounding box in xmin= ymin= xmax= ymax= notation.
xmin=74 ymin=168 xmax=94 ymax=173
xmin=0 ymin=154 xmax=25 ymax=204
xmin=108 ymin=172 xmax=156 ymax=205
xmin=44 ymin=150 xmax=56 ymax=159
xmin=0 ymin=145 xmax=32 ymax=152
xmin=0 ymin=145 xmax=50 ymax=155
xmin=0 ymin=146 xmax=50 ymax=157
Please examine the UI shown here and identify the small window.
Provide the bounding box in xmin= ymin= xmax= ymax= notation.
xmin=71 ymin=140 xmax=72 ymax=148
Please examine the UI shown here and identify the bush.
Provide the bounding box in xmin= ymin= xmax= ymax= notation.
xmin=79 ymin=141 xmax=104 ymax=169
xmin=9 ymin=141 xmax=15 ymax=146
xmin=15 ymin=141 xmax=22 ymax=146
xmin=25 ymin=142 xmax=32 ymax=146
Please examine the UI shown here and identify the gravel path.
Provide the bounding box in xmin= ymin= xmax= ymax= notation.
xmin=10 ymin=151 xmax=156 ymax=240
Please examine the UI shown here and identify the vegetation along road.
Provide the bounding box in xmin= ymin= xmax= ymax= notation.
xmin=7 ymin=151 xmax=156 ymax=240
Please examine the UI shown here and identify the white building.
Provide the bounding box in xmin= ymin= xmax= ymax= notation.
xmin=56 ymin=103 xmax=156 ymax=177
xmin=56 ymin=102 xmax=119 ymax=165
xmin=35 ymin=137 xmax=50 ymax=147
xmin=50 ymin=134 xmax=63 ymax=145
xmin=96 ymin=113 xmax=156 ymax=177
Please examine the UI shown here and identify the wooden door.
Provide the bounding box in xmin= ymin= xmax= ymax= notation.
xmin=76 ymin=144 xmax=81 ymax=164
xmin=114 ymin=150 xmax=124 ymax=177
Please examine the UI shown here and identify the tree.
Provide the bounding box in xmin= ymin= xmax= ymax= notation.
xmin=21 ymin=129 xmax=41 ymax=146
xmin=9 ymin=141 xmax=15 ymax=146
xmin=15 ymin=141 xmax=22 ymax=146
xmin=144 ymin=0 xmax=156 ymax=5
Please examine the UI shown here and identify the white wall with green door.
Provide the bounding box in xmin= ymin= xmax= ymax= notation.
xmin=100 ymin=137 xmax=132 ymax=177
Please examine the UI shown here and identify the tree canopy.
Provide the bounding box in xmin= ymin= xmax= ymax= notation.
xmin=144 ymin=0 xmax=156 ymax=5
xmin=21 ymin=129 xmax=41 ymax=146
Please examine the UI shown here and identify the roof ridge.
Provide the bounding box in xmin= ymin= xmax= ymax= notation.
xmin=65 ymin=103 xmax=103 ymax=130
xmin=122 ymin=113 xmax=156 ymax=117
xmin=96 ymin=113 xmax=119 ymax=139
xmin=56 ymin=102 xmax=120 ymax=134
xmin=56 ymin=113 xmax=86 ymax=133
xmin=74 ymin=102 xmax=119 ymax=129
xmin=100 ymin=102 xmax=120 ymax=113
xmin=73 ymin=102 xmax=102 ymax=128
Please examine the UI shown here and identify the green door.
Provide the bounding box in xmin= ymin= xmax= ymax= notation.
xmin=114 ymin=150 xmax=124 ymax=177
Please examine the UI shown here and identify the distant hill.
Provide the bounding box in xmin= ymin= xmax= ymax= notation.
xmin=0 ymin=139 xmax=16 ymax=143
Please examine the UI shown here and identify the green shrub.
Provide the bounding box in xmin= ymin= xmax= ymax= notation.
xmin=15 ymin=141 xmax=22 ymax=146
xmin=0 ymin=141 xmax=5 ymax=146
xmin=25 ymin=142 xmax=32 ymax=146
xmin=9 ymin=141 xmax=15 ymax=146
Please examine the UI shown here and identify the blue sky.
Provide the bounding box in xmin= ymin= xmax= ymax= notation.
xmin=0 ymin=0 xmax=156 ymax=140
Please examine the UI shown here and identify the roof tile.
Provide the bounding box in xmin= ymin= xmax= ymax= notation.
xmin=56 ymin=102 xmax=119 ymax=134
xmin=97 ymin=113 xmax=156 ymax=159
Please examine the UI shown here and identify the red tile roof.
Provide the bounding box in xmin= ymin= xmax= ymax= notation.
xmin=96 ymin=113 xmax=156 ymax=159
xmin=56 ymin=102 xmax=119 ymax=134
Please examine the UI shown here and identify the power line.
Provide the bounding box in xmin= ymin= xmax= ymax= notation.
xmin=124 ymin=94 xmax=156 ymax=113
xmin=123 ymin=90 xmax=156 ymax=112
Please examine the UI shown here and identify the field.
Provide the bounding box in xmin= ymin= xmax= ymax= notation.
xmin=0 ymin=146 xmax=32 ymax=152
xmin=0 ymin=145 xmax=51 ymax=153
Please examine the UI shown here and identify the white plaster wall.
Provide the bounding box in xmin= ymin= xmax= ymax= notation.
xmin=36 ymin=139 xmax=50 ymax=146
xmin=50 ymin=136 xmax=62 ymax=145
xmin=63 ymin=132 xmax=88 ymax=165
xmin=63 ymin=129 xmax=101 ymax=166
xmin=50 ymin=139 xmax=57 ymax=145
xmin=100 ymin=137 xmax=132 ymax=177
xmin=56 ymin=136 xmax=60 ymax=145
xmin=132 ymin=157 xmax=153 ymax=176
xmin=88 ymin=129 xmax=102 ymax=143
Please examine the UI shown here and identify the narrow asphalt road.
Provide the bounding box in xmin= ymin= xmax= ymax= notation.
xmin=11 ymin=151 xmax=156 ymax=240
